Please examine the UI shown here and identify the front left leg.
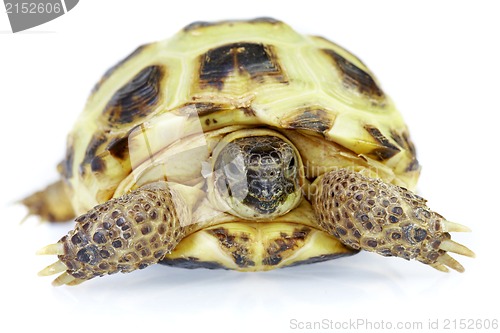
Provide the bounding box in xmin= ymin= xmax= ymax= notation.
xmin=312 ymin=169 xmax=474 ymax=272
xmin=38 ymin=182 xmax=191 ymax=286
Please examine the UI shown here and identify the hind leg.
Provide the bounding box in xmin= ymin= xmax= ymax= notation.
xmin=21 ymin=180 xmax=75 ymax=222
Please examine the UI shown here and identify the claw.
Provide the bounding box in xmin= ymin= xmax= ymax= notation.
xmin=437 ymin=253 xmax=465 ymax=272
xmin=430 ymin=262 xmax=449 ymax=273
xmin=37 ymin=243 xmax=65 ymax=255
xmin=38 ymin=260 xmax=67 ymax=276
xmin=67 ymin=278 xmax=85 ymax=286
xmin=52 ymin=272 xmax=76 ymax=286
xmin=442 ymin=220 xmax=471 ymax=233
xmin=439 ymin=239 xmax=475 ymax=258
xmin=19 ymin=212 xmax=31 ymax=225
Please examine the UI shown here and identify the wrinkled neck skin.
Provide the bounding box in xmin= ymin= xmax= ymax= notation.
xmin=210 ymin=129 xmax=303 ymax=220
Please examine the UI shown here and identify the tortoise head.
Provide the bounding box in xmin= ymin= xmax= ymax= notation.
xmin=212 ymin=132 xmax=302 ymax=219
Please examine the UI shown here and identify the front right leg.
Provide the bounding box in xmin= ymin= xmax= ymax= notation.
xmin=38 ymin=182 xmax=191 ymax=286
xmin=312 ymin=169 xmax=474 ymax=272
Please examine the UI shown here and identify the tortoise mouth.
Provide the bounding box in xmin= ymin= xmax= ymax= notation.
xmin=213 ymin=135 xmax=301 ymax=219
xmin=242 ymin=180 xmax=294 ymax=214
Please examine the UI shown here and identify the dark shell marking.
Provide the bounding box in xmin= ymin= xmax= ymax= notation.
xmin=79 ymin=125 xmax=139 ymax=178
xmin=207 ymin=227 xmax=255 ymax=268
xmin=391 ymin=130 xmax=420 ymax=172
xmin=102 ymin=65 xmax=164 ymax=125
xmin=90 ymin=156 xmax=105 ymax=173
xmin=106 ymin=126 xmax=137 ymax=160
xmin=160 ymin=251 xmax=356 ymax=270
xmin=391 ymin=130 xmax=416 ymax=156
xmin=61 ymin=143 xmax=75 ymax=179
xmin=179 ymin=102 xmax=226 ymax=117
xmin=262 ymin=227 xmax=311 ymax=266
xmin=282 ymin=108 xmax=333 ymax=134
xmin=284 ymin=252 xmax=357 ymax=267
xmin=322 ymin=48 xmax=385 ymax=99
xmin=364 ymin=125 xmax=401 ymax=161
xmin=199 ymin=42 xmax=285 ymax=89
xmin=178 ymin=102 xmax=257 ymax=121
xmin=159 ymin=257 xmax=229 ymax=270
xmin=79 ymin=133 xmax=107 ymax=176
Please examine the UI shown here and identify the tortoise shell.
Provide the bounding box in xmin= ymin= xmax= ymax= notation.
xmin=63 ymin=18 xmax=418 ymax=217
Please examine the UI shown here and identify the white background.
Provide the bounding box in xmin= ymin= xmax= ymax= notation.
xmin=1 ymin=1 xmax=499 ymax=332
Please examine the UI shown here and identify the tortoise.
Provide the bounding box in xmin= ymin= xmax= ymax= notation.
xmin=23 ymin=18 xmax=474 ymax=286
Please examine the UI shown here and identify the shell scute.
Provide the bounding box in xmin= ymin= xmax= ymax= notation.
xmin=280 ymin=108 xmax=334 ymax=134
xmin=102 ymin=65 xmax=165 ymax=125
xmin=198 ymin=42 xmax=285 ymax=90
xmin=322 ymin=48 xmax=385 ymax=101
xmin=106 ymin=133 xmax=131 ymax=160
xmin=364 ymin=125 xmax=402 ymax=161
xmin=79 ymin=133 xmax=107 ymax=177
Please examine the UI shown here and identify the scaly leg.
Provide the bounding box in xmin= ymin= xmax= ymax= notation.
xmin=312 ymin=169 xmax=474 ymax=272
xmin=38 ymin=182 xmax=191 ymax=286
